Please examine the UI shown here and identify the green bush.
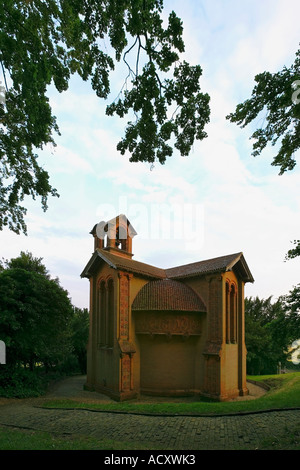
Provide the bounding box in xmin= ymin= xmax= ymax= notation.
xmin=0 ymin=366 xmax=53 ymax=398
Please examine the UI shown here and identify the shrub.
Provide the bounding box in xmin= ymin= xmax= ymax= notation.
xmin=0 ymin=366 xmax=53 ymax=398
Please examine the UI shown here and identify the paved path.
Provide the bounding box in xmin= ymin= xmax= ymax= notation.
xmin=0 ymin=376 xmax=299 ymax=450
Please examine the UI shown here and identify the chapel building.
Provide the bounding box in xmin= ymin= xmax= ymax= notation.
xmin=81 ymin=214 xmax=254 ymax=401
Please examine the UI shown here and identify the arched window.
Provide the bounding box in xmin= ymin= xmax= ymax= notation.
xmin=107 ymin=279 xmax=114 ymax=347
xmin=225 ymin=281 xmax=238 ymax=344
xmin=230 ymin=284 xmax=237 ymax=343
xmin=226 ymin=281 xmax=230 ymax=343
xmin=98 ymin=281 xmax=106 ymax=346
xmin=97 ymin=278 xmax=114 ymax=348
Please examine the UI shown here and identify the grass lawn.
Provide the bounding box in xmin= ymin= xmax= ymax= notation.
xmin=0 ymin=372 xmax=299 ymax=450
xmin=41 ymin=372 xmax=300 ymax=416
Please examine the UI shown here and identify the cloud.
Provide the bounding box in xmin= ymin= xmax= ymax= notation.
xmin=45 ymin=144 xmax=94 ymax=175
xmin=1 ymin=0 xmax=299 ymax=309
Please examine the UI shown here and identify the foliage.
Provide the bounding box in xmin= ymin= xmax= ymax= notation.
xmin=0 ymin=251 xmax=90 ymax=397
xmin=285 ymin=240 xmax=300 ymax=260
xmin=245 ymin=290 xmax=300 ymax=375
xmin=56 ymin=306 xmax=89 ymax=375
xmin=70 ymin=307 xmax=89 ymax=374
xmin=0 ymin=268 xmax=74 ymax=369
xmin=227 ymin=47 xmax=300 ymax=175
xmin=4 ymin=250 xmax=50 ymax=277
xmin=0 ymin=0 xmax=210 ymax=234
xmin=0 ymin=365 xmax=57 ymax=398
xmin=227 ymin=46 xmax=300 ymax=260
xmin=281 ymin=284 xmax=300 ymax=341
xmin=245 ymin=296 xmax=284 ymax=374
xmin=0 ymin=252 xmax=74 ymax=370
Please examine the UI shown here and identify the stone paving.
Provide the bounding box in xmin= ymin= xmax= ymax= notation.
xmin=0 ymin=376 xmax=299 ymax=450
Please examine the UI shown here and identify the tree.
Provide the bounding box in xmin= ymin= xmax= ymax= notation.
xmin=70 ymin=307 xmax=89 ymax=374
xmin=245 ymin=305 xmax=272 ymax=375
xmin=285 ymin=240 xmax=300 ymax=261
xmin=5 ymin=250 xmax=50 ymax=277
xmin=0 ymin=0 xmax=210 ymax=235
xmin=227 ymin=46 xmax=300 ymax=258
xmin=227 ymin=47 xmax=300 ymax=175
xmin=0 ymin=253 xmax=74 ymax=369
xmin=281 ymin=284 xmax=300 ymax=342
xmin=245 ymin=296 xmax=295 ymax=375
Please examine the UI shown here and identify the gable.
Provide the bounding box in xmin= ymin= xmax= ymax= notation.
xmin=81 ymin=248 xmax=166 ymax=280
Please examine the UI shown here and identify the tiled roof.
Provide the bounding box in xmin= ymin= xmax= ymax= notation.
xmin=81 ymin=249 xmax=254 ymax=283
xmin=81 ymin=248 xmax=165 ymax=280
xmin=165 ymin=252 xmax=254 ymax=283
xmin=132 ymin=279 xmax=206 ymax=312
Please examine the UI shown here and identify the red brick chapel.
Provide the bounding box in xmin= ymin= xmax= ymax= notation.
xmin=81 ymin=214 xmax=254 ymax=401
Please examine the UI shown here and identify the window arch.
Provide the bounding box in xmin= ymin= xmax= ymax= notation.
xmin=226 ymin=281 xmax=230 ymax=344
xmin=106 ymin=278 xmax=114 ymax=347
xmin=98 ymin=280 xmax=106 ymax=346
xmin=230 ymin=284 xmax=237 ymax=343
xmin=225 ymin=280 xmax=237 ymax=344
xmin=97 ymin=278 xmax=114 ymax=348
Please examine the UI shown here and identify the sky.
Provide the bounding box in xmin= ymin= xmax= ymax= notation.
xmin=0 ymin=0 xmax=299 ymax=309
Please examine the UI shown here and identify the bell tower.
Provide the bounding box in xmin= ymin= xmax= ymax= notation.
xmin=90 ymin=214 xmax=137 ymax=259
